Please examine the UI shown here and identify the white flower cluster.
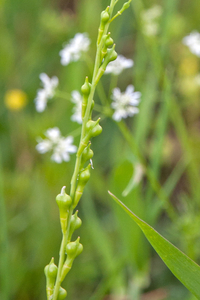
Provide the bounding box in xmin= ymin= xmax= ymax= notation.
xmin=36 ymin=127 xmax=77 ymax=163
xmin=111 ymin=85 xmax=141 ymax=121
xmin=141 ymin=5 xmax=162 ymax=36
xmin=182 ymin=31 xmax=200 ymax=57
xmin=59 ymin=33 xmax=91 ymax=65
xmin=34 ymin=33 xmax=141 ymax=163
xmin=35 ymin=73 xmax=58 ymax=112
xmin=105 ymin=55 xmax=134 ymax=75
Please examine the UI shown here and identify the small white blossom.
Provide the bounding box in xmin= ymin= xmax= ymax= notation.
xmin=35 ymin=73 xmax=58 ymax=112
xmin=182 ymin=31 xmax=200 ymax=57
xmin=71 ymin=91 xmax=82 ymax=124
xmin=36 ymin=127 xmax=77 ymax=163
xmin=59 ymin=33 xmax=91 ymax=65
xmin=141 ymin=5 xmax=162 ymax=36
xmin=111 ymin=85 xmax=141 ymax=121
xmin=105 ymin=55 xmax=134 ymax=75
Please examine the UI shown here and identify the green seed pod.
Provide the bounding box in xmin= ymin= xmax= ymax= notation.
xmin=106 ymin=47 xmax=118 ymax=63
xmin=60 ymin=238 xmax=83 ymax=282
xmin=44 ymin=257 xmax=58 ymax=279
xmin=66 ymin=237 xmax=83 ymax=260
xmin=56 ymin=186 xmax=72 ymax=232
xmin=81 ymin=77 xmax=91 ymax=118
xmin=44 ymin=258 xmax=58 ymax=299
xmin=85 ymin=118 xmax=103 ymax=140
xmin=80 ymin=143 xmax=94 ymax=169
xmin=73 ymin=165 xmax=91 ymax=208
xmin=95 ymin=46 xmax=117 ymax=84
xmin=98 ymin=6 xmax=110 ymax=44
xmin=68 ymin=210 xmax=82 ymax=241
xmin=81 ymin=76 xmax=91 ymax=95
xmin=101 ymin=10 xmax=110 ymax=23
xmin=58 ymin=287 xmax=67 ymax=300
xmin=79 ymin=164 xmax=91 ymax=185
xmin=105 ymin=33 xmax=114 ymax=47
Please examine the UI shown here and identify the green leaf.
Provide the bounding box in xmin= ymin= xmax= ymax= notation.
xmin=108 ymin=191 xmax=200 ymax=299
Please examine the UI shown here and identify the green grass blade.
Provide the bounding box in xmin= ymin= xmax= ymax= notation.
xmin=108 ymin=191 xmax=200 ymax=299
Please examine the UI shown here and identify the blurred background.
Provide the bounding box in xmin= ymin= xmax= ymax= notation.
xmin=1 ymin=0 xmax=200 ymax=299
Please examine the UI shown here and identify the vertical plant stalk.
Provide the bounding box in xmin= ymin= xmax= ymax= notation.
xmin=43 ymin=1 xmax=133 ymax=299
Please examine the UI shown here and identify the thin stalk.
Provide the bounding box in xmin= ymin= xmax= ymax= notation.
xmin=52 ymin=1 xmax=119 ymax=298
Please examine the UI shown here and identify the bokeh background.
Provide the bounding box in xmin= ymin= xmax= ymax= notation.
xmin=1 ymin=0 xmax=200 ymax=299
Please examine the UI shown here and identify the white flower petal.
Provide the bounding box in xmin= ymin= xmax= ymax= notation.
xmin=36 ymin=139 xmax=52 ymax=153
xmin=105 ymin=55 xmax=134 ymax=75
xmin=182 ymin=31 xmax=200 ymax=57
xmin=111 ymin=85 xmax=141 ymax=121
xmin=45 ymin=127 xmax=61 ymax=142
xmin=60 ymin=33 xmax=91 ymax=66
xmin=36 ymin=129 xmax=77 ymax=163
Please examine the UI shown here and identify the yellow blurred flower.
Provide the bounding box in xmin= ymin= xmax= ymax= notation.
xmin=4 ymin=89 xmax=27 ymax=111
xmin=179 ymin=56 xmax=199 ymax=76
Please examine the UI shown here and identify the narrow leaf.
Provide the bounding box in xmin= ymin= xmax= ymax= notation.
xmin=108 ymin=191 xmax=200 ymax=299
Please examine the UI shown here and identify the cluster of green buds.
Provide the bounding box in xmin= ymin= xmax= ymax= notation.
xmin=95 ymin=7 xmax=118 ymax=84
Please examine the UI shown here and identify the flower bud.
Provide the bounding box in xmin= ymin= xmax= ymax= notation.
xmin=81 ymin=77 xmax=91 ymax=119
xmin=66 ymin=237 xmax=83 ymax=260
xmin=101 ymin=10 xmax=110 ymax=23
xmin=85 ymin=118 xmax=103 ymax=140
xmin=73 ymin=165 xmax=91 ymax=208
xmin=98 ymin=6 xmax=110 ymax=44
xmin=95 ymin=46 xmax=117 ymax=83
xmin=80 ymin=143 xmax=94 ymax=169
xmin=81 ymin=76 xmax=91 ymax=95
xmin=60 ymin=237 xmax=83 ymax=282
xmin=105 ymin=33 xmax=114 ymax=47
xmin=44 ymin=258 xmax=58 ymax=299
xmin=56 ymin=186 xmax=72 ymax=232
xmin=79 ymin=164 xmax=91 ymax=185
xmin=68 ymin=210 xmax=82 ymax=241
xmin=44 ymin=257 xmax=58 ymax=279
xmin=58 ymin=287 xmax=67 ymax=300
xmin=106 ymin=47 xmax=118 ymax=63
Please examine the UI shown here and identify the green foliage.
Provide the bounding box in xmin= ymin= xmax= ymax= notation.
xmin=1 ymin=0 xmax=200 ymax=299
xmin=109 ymin=191 xmax=200 ymax=299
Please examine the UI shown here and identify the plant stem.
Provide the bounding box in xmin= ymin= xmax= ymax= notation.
xmin=51 ymin=1 xmax=128 ymax=298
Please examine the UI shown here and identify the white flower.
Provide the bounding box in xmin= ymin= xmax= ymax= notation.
xmin=71 ymin=91 xmax=83 ymax=124
xmin=35 ymin=73 xmax=59 ymax=112
xmin=36 ymin=127 xmax=77 ymax=163
xmin=104 ymin=55 xmax=134 ymax=75
xmin=182 ymin=31 xmax=200 ymax=57
xmin=59 ymin=33 xmax=91 ymax=65
xmin=111 ymin=85 xmax=141 ymax=121
xmin=141 ymin=5 xmax=162 ymax=36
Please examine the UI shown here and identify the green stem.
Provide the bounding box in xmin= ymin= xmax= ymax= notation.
xmin=52 ymin=233 xmax=67 ymax=300
xmin=52 ymin=1 xmax=121 ymax=298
